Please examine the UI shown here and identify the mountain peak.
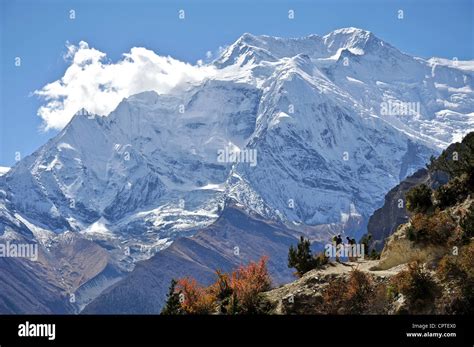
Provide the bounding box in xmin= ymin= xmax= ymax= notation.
xmin=330 ymin=27 xmax=372 ymax=35
xmin=215 ymin=28 xmax=390 ymax=67
xmin=239 ymin=32 xmax=259 ymax=42
xmin=323 ymin=27 xmax=380 ymax=53
xmin=74 ymin=107 xmax=96 ymax=119
xmin=0 ymin=166 xmax=10 ymax=177
xmin=124 ymin=90 xmax=160 ymax=104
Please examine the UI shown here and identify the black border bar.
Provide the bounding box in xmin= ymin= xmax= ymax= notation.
xmin=0 ymin=314 xmax=471 ymax=346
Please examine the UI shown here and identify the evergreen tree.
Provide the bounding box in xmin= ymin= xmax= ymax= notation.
xmin=288 ymin=236 xmax=317 ymax=277
xmin=161 ymin=279 xmax=183 ymax=315
xmin=359 ymin=233 xmax=372 ymax=257
xmin=369 ymin=249 xmax=380 ymax=260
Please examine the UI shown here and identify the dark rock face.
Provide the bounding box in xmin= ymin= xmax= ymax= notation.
xmin=83 ymin=205 xmax=305 ymax=314
xmin=367 ymin=167 xmax=450 ymax=251
xmin=367 ymin=168 xmax=428 ymax=251
xmin=367 ymin=135 xmax=473 ymax=251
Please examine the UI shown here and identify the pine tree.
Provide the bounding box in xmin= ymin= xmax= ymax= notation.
xmin=359 ymin=233 xmax=372 ymax=257
xmin=161 ymin=279 xmax=183 ymax=315
xmin=288 ymin=236 xmax=317 ymax=277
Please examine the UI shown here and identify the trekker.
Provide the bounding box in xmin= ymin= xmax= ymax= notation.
xmin=335 ymin=234 xmax=343 ymax=262
xmin=346 ymin=237 xmax=356 ymax=261
xmin=331 ymin=235 xmax=338 ymax=261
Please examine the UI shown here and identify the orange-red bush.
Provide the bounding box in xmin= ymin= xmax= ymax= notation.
xmin=407 ymin=212 xmax=456 ymax=245
xmin=174 ymin=256 xmax=272 ymax=314
xmin=175 ymin=277 xmax=216 ymax=314
xmin=322 ymin=269 xmax=383 ymax=314
xmin=230 ymin=256 xmax=272 ymax=313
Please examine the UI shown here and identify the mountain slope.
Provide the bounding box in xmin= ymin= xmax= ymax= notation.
xmin=366 ymin=133 xmax=474 ymax=250
xmin=0 ymin=255 xmax=74 ymax=314
xmin=83 ymin=204 xmax=304 ymax=314
xmin=264 ymin=133 xmax=474 ymax=315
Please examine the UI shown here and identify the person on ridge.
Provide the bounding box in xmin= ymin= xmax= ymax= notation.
xmin=346 ymin=236 xmax=355 ymax=261
xmin=335 ymin=234 xmax=343 ymax=262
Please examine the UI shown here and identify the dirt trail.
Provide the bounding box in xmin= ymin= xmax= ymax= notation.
xmin=321 ymin=259 xmax=406 ymax=277
xmin=264 ymin=258 xmax=407 ymax=310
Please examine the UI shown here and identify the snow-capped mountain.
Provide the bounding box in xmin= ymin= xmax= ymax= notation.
xmin=1 ymin=28 xmax=473 ymax=312
xmin=2 ymin=81 xmax=263 ymax=262
xmin=0 ymin=167 xmax=9 ymax=176
xmin=218 ymin=28 xmax=473 ymax=145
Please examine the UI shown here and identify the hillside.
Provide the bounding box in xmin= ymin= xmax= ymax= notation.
xmin=148 ymin=132 xmax=473 ymax=315
xmin=263 ymin=132 xmax=474 ymax=315
xmin=83 ymin=204 xmax=305 ymax=314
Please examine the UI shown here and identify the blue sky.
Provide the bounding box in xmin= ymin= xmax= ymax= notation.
xmin=0 ymin=0 xmax=473 ymax=167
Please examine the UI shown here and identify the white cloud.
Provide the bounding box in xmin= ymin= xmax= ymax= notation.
xmin=35 ymin=41 xmax=218 ymax=130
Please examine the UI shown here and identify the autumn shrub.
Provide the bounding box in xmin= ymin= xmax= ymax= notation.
xmin=436 ymin=243 xmax=474 ymax=314
xmin=407 ymin=212 xmax=455 ymax=246
xmin=211 ymin=270 xmax=232 ymax=300
xmin=437 ymin=255 xmax=465 ymax=283
xmin=230 ymin=257 xmax=272 ymax=314
xmin=170 ymin=257 xmax=272 ymax=315
xmin=460 ymin=204 xmax=474 ymax=241
xmin=390 ymin=261 xmax=439 ymax=313
xmin=406 ymin=184 xmax=433 ymax=213
xmin=322 ymin=277 xmax=347 ymax=314
xmin=175 ymin=277 xmax=216 ymax=314
xmin=209 ymin=270 xmax=234 ymax=314
xmin=322 ymin=269 xmax=386 ymax=314
xmin=344 ymin=269 xmax=374 ymax=314
xmin=370 ymin=282 xmax=390 ymax=314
